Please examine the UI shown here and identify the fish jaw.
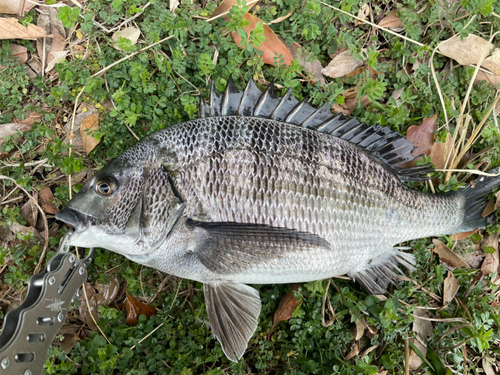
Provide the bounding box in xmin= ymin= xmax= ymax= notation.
xmin=55 ymin=207 xmax=151 ymax=258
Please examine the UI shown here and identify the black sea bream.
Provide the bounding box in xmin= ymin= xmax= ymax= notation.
xmin=56 ymin=78 xmax=499 ymax=361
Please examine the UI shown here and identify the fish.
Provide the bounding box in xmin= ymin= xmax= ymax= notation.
xmin=55 ymin=77 xmax=500 ymax=362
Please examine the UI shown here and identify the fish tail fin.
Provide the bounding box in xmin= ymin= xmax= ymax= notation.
xmin=455 ymin=168 xmax=500 ymax=233
xmin=350 ymin=250 xmax=416 ymax=295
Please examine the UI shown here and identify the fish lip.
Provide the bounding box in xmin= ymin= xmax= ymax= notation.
xmin=55 ymin=208 xmax=92 ymax=233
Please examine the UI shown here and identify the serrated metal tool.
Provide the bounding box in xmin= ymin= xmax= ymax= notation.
xmin=0 ymin=231 xmax=93 ymax=375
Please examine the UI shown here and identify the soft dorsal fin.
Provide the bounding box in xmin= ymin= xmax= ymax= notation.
xmin=202 ymin=78 xmax=434 ymax=182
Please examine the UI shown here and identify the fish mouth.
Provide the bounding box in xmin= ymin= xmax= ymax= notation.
xmin=55 ymin=208 xmax=93 ymax=233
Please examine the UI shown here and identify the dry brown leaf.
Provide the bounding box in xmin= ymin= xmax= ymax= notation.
xmin=231 ymin=13 xmax=293 ymax=67
xmin=374 ymin=371 xmax=388 ymax=375
xmin=331 ymin=87 xmax=370 ymax=116
xmin=78 ymin=282 xmax=100 ymax=331
xmin=269 ymin=284 xmax=302 ymax=337
xmin=39 ymin=186 xmax=58 ymax=214
xmin=169 ymin=0 xmax=180 ymax=12
xmin=407 ymin=114 xmax=437 ymax=157
xmin=443 ymin=271 xmax=459 ymax=304
xmin=10 ymin=44 xmax=28 ymax=64
xmin=126 ymin=291 xmax=158 ymax=326
xmin=322 ymin=50 xmax=365 ymax=79
xmin=481 ymin=233 xmax=499 ymax=276
xmin=378 ymin=11 xmax=403 ymax=31
xmin=0 ymin=17 xmax=48 ymax=40
xmin=354 ymin=316 xmax=366 ymax=340
xmin=429 ymin=132 xmax=452 ymax=170
xmin=20 ymin=190 xmax=38 ymax=227
xmin=439 ymin=34 xmax=493 ymax=66
xmin=344 ymin=342 xmax=360 ymax=360
xmin=269 ymin=11 xmax=293 ymax=25
xmin=474 ymin=70 xmax=500 ymax=87
xmin=9 ymin=222 xmax=43 ymax=242
xmin=483 ymin=49 xmax=500 ymax=75
xmin=95 ymin=275 xmax=120 ymax=305
xmin=495 ymin=190 xmax=500 ymax=211
xmin=45 ymin=51 xmax=68 ymax=73
xmin=80 ymin=113 xmax=100 ymax=155
xmin=286 ymin=41 xmax=325 ymax=84
xmin=432 ymin=239 xmax=470 ymax=270
xmin=355 ymin=3 xmax=370 ymax=26
xmin=0 ymin=0 xmax=23 ymax=14
xmin=482 ymin=357 xmax=497 ymax=375
xmin=482 ymin=199 xmax=495 ymax=217
xmin=409 ymin=338 xmax=427 ymax=370
xmin=112 ymin=26 xmax=141 ymax=51
xmin=450 ymin=228 xmax=478 ymax=241
xmin=413 ymin=309 xmax=433 ymax=342
xmin=211 ymin=0 xmax=257 ymax=19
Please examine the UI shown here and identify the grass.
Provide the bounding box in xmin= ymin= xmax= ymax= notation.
xmin=1 ymin=0 xmax=500 ymax=374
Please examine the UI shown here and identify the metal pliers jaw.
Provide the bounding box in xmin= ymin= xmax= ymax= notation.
xmin=0 ymin=230 xmax=94 ymax=375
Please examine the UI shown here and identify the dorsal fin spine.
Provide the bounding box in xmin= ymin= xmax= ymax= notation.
xmin=270 ymin=88 xmax=293 ymax=120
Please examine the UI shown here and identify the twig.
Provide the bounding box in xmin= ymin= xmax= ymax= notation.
xmin=68 ymin=87 xmax=86 ymax=200
xmin=92 ymin=35 xmax=175 ymax=78
xmin=108 ymin=2 xmax=152 ymax=33
xmin=0 ymin=175 xmax=49 ymax=274
xmin=320 ymin=2 xmax=424 ymax=47
xmin=404 ymin=338 xmax=410 ymax=375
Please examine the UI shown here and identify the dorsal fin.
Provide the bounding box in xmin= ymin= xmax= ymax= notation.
xmin=203 ymin=79 xmax=434 ymax=182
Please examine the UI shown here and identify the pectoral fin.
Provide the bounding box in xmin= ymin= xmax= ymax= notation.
xmin=187 ymin=219 xmax=331 ymax=274
xmin=204 ymin=282 xmax=261 ymax=362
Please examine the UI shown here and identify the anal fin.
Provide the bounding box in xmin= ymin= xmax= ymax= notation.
xmin=204 ymin=282 xmax=261 ymax=362
xmin=350 ymin=251 xmax=416 ymax=295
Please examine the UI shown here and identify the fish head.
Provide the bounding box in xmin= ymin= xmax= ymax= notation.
xmin=56 ymin=148 xmax=184 ymax=257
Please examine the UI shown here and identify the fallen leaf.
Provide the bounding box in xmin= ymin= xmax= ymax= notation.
xmin=355 ymin=3 xmax=370 ymax=26
xmin=495 ymin=190 xmax=500 ymax=211
xmin=374 ymin=371 xmax=388 ymax=375
xmin=407 ymin=114 xmax=437 ymax=157
xmin=475 ymin=70 xmax=500 ymax=87
xmin=79 ymin=282 xmax=100 ymax=331
xmin=354 ymin=316 xmax=366 ymax=340
xmin=443 ymin=271 xmax=459 ymax=305
xmin=413 ymin=309 xmax=433 ymax=342
xmin=231 ymin=13 xmax=293 ymax=67
xmin=331 ymin=87 xmax=370 ymax=116
xmin=0 ymin=123 xmax=32 ymax=158
xmin=0 ymin=17 xmax=48 ymax=40
xmin=322 ymin=50 xmax=365 ymax=79
xmin=20 ymin=190 xmax=38 ymax=227
xmin=169 ymin=0 xmax=180 ymax=13
xmin=429 ymin=132 xmax=452 ymax=170
xmin=112 ymin=26 xmax=141 ymax=51
xmin=45 ymin=50 xmax=68 ymax=73
xmin=0 ymin=0 xmax=23 ymax=14
xmin=126 ymin=291 xmax=158 ymax=326
xmin=483 ymin=49 xmax=500 ymax=75
xmin=39 ymin=186 xmax=58 ymax=214
xmin=286 ymin=41 xmax=325 ymax=84
xmin=481 ymin=233 xmax=499 ymax=276
xmin=378 ymin=11 xmax=403 ymax=31
xmin=211 ymin=0 xmax=257 ymax=19
xmin=482 ymin=356 xmax=497 ymax=375
xmin=95 ymin=276 xmax=120 ymax=305
xmin=80 ymin=113 xmax=100 ymax=155
xmin=8 ymin=222 xmax=43 ymax=242
xmin=344 ymin=342 xmax=360 ymax=360
xmin=439 ymin=34 xmax=493 ymax=66
xmin=269 ymin=284 xmax=302 ymax=337
xmin=10 ymin=44 xmax=28 ymax=64
xmin=432 ymin=239 xmax=470 ymax=270
xmin=409 ymin=338 xmax=427 ymax=370
xmin=450 ymin=228 xmax=478 ymax=241
xmin=482 ymin=199 xmax=495 ymax=217
xmin=269 ymin=11 xmax=293 ymax=25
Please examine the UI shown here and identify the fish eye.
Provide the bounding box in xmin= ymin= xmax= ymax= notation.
xmin=95 ymin=177 xmax=117 ymax=197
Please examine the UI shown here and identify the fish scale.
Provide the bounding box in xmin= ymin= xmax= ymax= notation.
xmin=56 ymin=78 xmax=500 ymax=362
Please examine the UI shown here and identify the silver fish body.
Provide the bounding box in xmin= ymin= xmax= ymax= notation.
xmin=56 ymin=78 xmax=497 ymax=361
